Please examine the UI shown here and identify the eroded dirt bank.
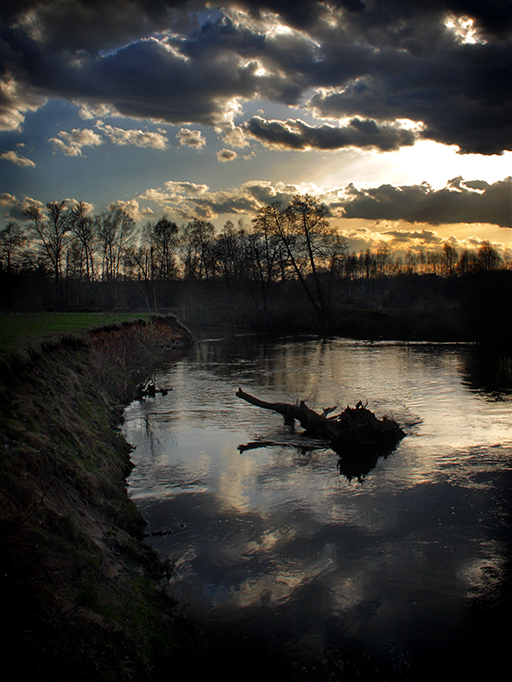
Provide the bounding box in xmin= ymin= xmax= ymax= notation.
xmin=0 ymin=316 xmax=196 ymax=681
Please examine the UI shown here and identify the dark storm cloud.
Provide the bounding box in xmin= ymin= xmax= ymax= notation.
xmin=1 ymin=1 xmax=203 ymax=52
xmin=306 ymin=39 xmax=512 ymax=154
xmin=341 ymin=177 xmax=511 ymax=227
xmin=1 ymin=1 xmax=511 ymax=152
xmin=244 ymin=115 xmax=417 ymax=151
xmin=233 ymin=0 xmax=367 ymax=30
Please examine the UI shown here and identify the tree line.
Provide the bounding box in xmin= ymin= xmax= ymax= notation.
xmin=0 ymin=194 xmax=509 ymax=319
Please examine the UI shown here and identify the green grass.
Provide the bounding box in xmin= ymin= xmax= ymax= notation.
xmin=0 ymin=312 xmax=154 ymax=353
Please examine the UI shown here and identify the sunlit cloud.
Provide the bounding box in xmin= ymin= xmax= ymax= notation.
xmin=63 ymin=198 xmax=94 ymax=214
xmin=2 ymin=2 xmax=509 ymax=153
xmin=50 ymin=123 xmax=170 ymax=155
xmin=77 ymin=102 xmax=115 ymax=120
xmin=137 ymin=178 xmax=307 ymax=220
xmin=163 ymin=181 xmax=209 ymax=196
xmin=222 ymin=124 xmax=250 ymax=148
xmin=0 ymin=76 xmax=45 ymax=132
xmin=216 ymin=148 xmax=237 ymax=162
xmin=176 ymin=128 xmax=206 ymax=148
xmin=0 ymin=193 xmax=44 ymax=221
xmin=96 ymin=122 xmax=169 ymax=149
xmin=0 ymin=192 xmax=17 ymax=207
xmin=49 ymin=128 xmax=104 ymax=156
xmin=109 ymin=198 xmax=154 ymax=222
xmin=0 ymin=150 xmax=36 ymax=167
xmin=444 ymin=14 xmax=487 ymax=45
xmin=133 ymin=176 xmax=511 ymax=251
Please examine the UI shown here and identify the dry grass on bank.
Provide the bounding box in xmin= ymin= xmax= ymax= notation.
xmin=0 ymin=316 xmax=196 ymax=681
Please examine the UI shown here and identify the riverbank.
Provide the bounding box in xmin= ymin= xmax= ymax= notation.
xmin=0 ymin=316 xmax=196 ymax=680
xmin=173 ymin=270 xmax=512 ymax=347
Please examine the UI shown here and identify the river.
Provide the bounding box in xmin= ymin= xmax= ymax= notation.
xmin=124 ymin=334 xmax=512 ymax=680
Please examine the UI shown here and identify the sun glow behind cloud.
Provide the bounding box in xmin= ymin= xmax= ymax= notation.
xmin=444 ymin=14 xmax=487 ymax=44
xmin=309 ymin=139 xmax=512 ymax=191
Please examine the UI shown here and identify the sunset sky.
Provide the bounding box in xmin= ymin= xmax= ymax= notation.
xmin=0 ymin=1 xmax=510 ymax=254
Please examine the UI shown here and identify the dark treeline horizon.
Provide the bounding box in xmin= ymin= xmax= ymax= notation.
xmin=1 ymin=194 xmax=511 ymax=344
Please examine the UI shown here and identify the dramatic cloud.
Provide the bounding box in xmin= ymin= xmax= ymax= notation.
xmin=49 ymin=129 xmax=103 ymax=156
xmin=137 ymin=178 xmax=308 ymax=219
xmin=340 ymin=177 xmax=511 ymax=227
xmin=176 ymin=128 xmax=206 ymax=148
xmin=0 ymin=150 xmax=36 ymax=167
xmin=0 ymin=75 xmax=45 ymax=131
xmin=135 ymin=175 xmax=511 ymax=228
xmin=244 ymin=116 xmax=418 ymax=151
xmin=1 ymin=2 xmax=510 ymax=153
xmin=216 ymin=149 xmax=237 ymax=162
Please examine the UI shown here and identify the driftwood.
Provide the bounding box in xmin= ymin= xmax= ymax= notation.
xmin=236 ymin=388 xmax=405 ymax=456
xmin=238 ymin=437 xmax=328 ymax=453
xmin=135 ymin=381 xmax=171 ymax=400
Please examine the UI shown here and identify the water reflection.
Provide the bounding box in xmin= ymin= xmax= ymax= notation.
xmin=461 ymin=346 xmax=512 ymax=397
xmin=124 ymin=336 xmax=512 ymax=679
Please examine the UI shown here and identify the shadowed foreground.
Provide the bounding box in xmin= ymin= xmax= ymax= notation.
xmin=0 ymin=316 xmax=196 ymax=681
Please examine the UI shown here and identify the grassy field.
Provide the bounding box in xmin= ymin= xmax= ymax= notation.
xmin=0 ymin=312 xmax=155 ymax=353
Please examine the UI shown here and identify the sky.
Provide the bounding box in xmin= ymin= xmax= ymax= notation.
xmin=0 ymin=0 xmax=511 ymax=255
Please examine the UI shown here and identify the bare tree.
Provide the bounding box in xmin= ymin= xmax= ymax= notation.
xmin=442 ymin=242 xmax=458 ymax=277
xmin=215 ymin=219 xmax=250 ymax=288
xmin=151 ymin=217 xmax=179 ymax=280
xmin=287 ymin=194 xmax=332 ymax=311
xmin=96 ymin=206 xmax=135 ymax=281
xmin=0 ymin=221 xmax=27 ymax=274
xmin=180 ymin=219 xmax=215 ymax=280
xmin=477 ymin=241 xmax=502 ymax=271
xmin=24 ymin=201 xmax=71 ymax=285
xmin=69 ymin=202 xmax=96 ymax=281
xmin=249 ymin=211 xmax=282 ymax=313
xmin=254 ymin=194 xmax=347 ymax=325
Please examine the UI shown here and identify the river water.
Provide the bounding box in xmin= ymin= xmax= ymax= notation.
xmin=124 ymin=335 xmax=512 ymax=680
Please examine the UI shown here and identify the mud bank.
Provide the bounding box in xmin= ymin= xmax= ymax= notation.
xmin=0 ymin=316 xmax=195 ymax=681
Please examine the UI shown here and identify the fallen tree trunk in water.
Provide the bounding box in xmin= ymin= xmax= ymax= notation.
xmin=236 ymin=388 xmax=405 ymax=455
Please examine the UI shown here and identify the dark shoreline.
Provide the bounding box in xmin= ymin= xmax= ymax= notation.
xmin=0 ymin=316 xmax=196 ymax=681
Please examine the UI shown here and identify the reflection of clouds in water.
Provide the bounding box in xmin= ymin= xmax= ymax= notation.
xmin=125 ymin=337 xmax=512 ymax=671
xmin=217 ymin=444 xmax=264 ymax=512
xmin=174 ymin=547 xmax=199 ymax=580
xmin=458 ymin=542 xmax=506 ymax=599
xmin=216 ymin=442 xmax=387 ymax=530
xmin=330 ymin=576 xmax=365 ymax=612
xmin=244 ymin=526 xmax=298 ymax=554
xmin=227 ymin=542 xmax=339 ymax=609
